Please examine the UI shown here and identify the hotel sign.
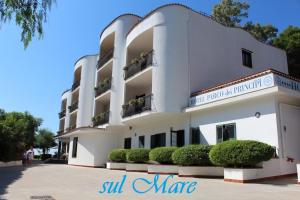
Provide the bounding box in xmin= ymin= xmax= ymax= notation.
xmin=190 ymin=73 xmax=300 ymax=107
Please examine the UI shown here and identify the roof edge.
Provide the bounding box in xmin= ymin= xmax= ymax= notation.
xmin=73 ymin=54 xmax=98 ymax=67
xmin=191 ymin=68 xmax=300 ymax=97
xmin=99 ymin=14 xmax=142 ymax=40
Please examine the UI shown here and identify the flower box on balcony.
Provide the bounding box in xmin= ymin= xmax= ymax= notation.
xmin=71 ymin=80 xmax=80 ymax=91
xmin=97 ymin=48 xmax=114 ymax=69
xmin=92 ymin=110 xmax=109 ymax=126
xmin=122 ymin=94 xmax=152 ymax=118
xmin=124 ymin=50 xmax=153 ymax=80
xmin=94 ymin=78 xmax=111 ymax=97
xmin=58 ymin=109 xmax=66 ymax=118
xmin=68 ymin=101 xmax=78 ymax=113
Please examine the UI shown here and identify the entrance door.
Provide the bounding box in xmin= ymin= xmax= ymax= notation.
xmin=280 ymin=104 xmax=300 ymax=160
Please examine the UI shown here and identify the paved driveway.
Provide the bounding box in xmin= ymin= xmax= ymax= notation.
xmin=0 ymin=164 xmax=299 ymax=200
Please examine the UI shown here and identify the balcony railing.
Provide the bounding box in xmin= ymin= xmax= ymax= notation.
xmin=122 ymin=94 xmax=152 ymax=118
xmin=97 ymin=48 xmax=114 ymax=69
xmin=92 ymin=110 xmax=109 ymax=126
xmin=57 ymin=129 xmax=64 ymax=135
xmin=72 ymin=80 xmax=80 ymax=91
xmin=58 ymin=109 xmax=66 ymax=118
xmin=68 ymin=101 xmax=78 ymax=113
xmin=66 ymin=124 xmax=76 ymax=132
xmin=124 ymin=50 xmax=153 ymax=80
xmin=94 ymin=78 xmax=112 ymax=97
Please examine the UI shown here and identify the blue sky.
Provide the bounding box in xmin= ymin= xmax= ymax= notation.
xmin=0 ymin=0 xmax=299 ymax=133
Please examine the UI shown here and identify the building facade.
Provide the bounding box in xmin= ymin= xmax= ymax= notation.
xmin=57 ymin=4 xmax=300 ymax=176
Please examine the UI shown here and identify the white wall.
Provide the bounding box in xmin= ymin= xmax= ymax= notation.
xmin=187 ymin=8 xmax=288 ymax=93
xmin=68 ymin=131 xmax=122 ymax=166
xmin=191 ymin=95 xmax=280 ymax=148
xmin=62 ymin=90 xmax=72 ymax=131
xmin=75 ymin=55 xmax=97 ymax=128
xmin=122 ymin=113 xmax=190 ymax=149
xmin=99 ymin=15 xmax=141 ymax=125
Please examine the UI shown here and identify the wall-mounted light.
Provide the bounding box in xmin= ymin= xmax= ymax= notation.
xmin=255 ymin=112 xmax=261 ymax=118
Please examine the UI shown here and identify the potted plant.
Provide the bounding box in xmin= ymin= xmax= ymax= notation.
xmin=126 ymin=148 xmax=150 ymax=172
xmin=148 ymin=147 xmax=179 ymax=174
xmin=209 ymin=140 xmax=276 ymax=183
xmin=173 ymin=145 xmax=223 ymax=177
xmin=107 ymin=149 xmax=128 ymax=170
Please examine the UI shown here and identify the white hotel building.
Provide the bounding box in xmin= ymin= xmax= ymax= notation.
xmin=57 ymin=4 xmax=300 ymax=176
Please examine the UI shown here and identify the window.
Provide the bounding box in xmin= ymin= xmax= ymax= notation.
xmin=151 ymin=133 xmax=166 ymax=149
xmin=171 ymin=130 xmax=185 ymax=147
xmin=216 ymin=123 xmax=236 ymax=143
xmin=190 ymin=127 xmax=200 ymax=144
xmin=139 ymin=136 xmax=145 ymax=148
xmin=124 ymin=137 xmax=131 ymax=149
xmin=242 ymin=49 xmax=252 ymax=68
xmin=72 ymin=137 xmax=78 ymax=158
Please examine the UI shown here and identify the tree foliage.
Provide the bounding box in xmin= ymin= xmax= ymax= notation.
xmin=35 ymin=128 xmax=56 ymax=155
xmin=0 ymin=0 xmax=54 ymax=48
xmin=0 ymin=109 xmax=42 ymax=162
xmin=212 ymin=0 xmax=249 ymax=27
xmin=243 ymin=22 xmax=278 ymax=44
xmin=273 ymin=26 xmax=300 ymax=78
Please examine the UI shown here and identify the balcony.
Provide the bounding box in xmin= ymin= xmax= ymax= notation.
xmin=122 ymin=94 xmax=152 ymax=118
xmin=97 ymin=48 xmax=114 ymax=69
xmin=92 ymin=110 xmax=109 ymax=126
xmin=72 ymin=80 xmax=80 ymax=91
xmin=58 ymin=109 xmax=66 ymax=118
xmin=57 ymin=130 xmax=64 ymax=135
xmin=124 ymin=50 xmax=153 ymax=80
xmin=68 ymin=101 xmax=78 ymax=113
xmin=95 ymin=78 xmax=111 ymax=97
xmin=66 ymin=124 xmax=76 ymax=132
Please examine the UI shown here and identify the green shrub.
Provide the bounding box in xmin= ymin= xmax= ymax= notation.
xmin=149 ymin=147 xmax=178 ymax=164
xmin=126 ymin=148 xmax=150 ymax=163
xmin=172 ymin=145 xmax=212 ymax=166
xmin=209 ymin=140 xmax=275 ymax=168
xmin=108 ymin=149 xmax=128 ymax=162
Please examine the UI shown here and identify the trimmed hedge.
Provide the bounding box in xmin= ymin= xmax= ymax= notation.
xmin=126 ymin=148 xmax=150 ymax=163
xmin=108 ymin=149 xmax=128 ymax=162
xmin=209 ymin=140 xmax=275 ymax=168
xmin=172 ymin=145 xmax=212 ymax=166
xmin=149 ymin=147 xmax=178 ymax=164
